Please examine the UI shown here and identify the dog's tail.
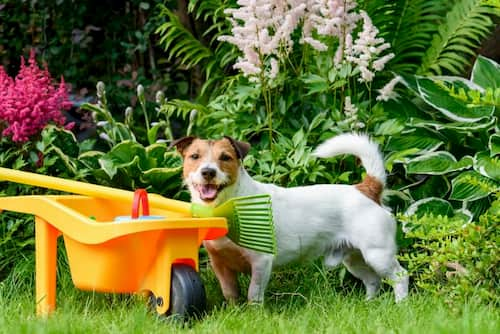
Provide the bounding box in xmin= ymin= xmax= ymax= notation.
xmin=312 ymin=133 xmax=386 ymax=203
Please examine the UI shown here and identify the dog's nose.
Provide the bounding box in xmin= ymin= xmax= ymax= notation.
xmin=201 ymin=167 xmax=216 ymax=180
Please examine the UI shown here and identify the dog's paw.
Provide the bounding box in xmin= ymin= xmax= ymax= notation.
xmin=246 ymin=300 xmax=264 ymax=307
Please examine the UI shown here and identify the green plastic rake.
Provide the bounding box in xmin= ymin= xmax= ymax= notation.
xmin=192 ymin=194 xmax=276 ymax=254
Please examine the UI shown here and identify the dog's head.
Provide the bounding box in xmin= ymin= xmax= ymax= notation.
xmin=171 ymin=136 xmax=250 ymax=205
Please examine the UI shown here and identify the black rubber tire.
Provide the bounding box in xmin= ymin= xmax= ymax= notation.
xmin=168 ymin=263 xmax=207 ymax=319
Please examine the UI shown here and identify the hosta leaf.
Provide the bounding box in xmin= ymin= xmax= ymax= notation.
xmin=386 ymin=131 xmax=443 ymax=153
xmin=41 ymin=126 xmax=80 ymax=157
xmin=141 ymin=167 xmax=182 ymax=190
xmin=453 ymin=156 xmax=474 ymax=172
xmin=471 ymin=55 xmax=500 ymax=90
xmin=453 ymin=208 xmax=473 ymax=222
xmin=113 ymin=123 xmax=136 ymax=142
xmin=450 ymin=171 xmax=499 ymax=201
xmin=474 ymin=151 xmax=500 ymax=181
xmin=410 ymin=175 xmax=450 ymax=201
xmin=409 ymin=116 xmax=496 ymax=132
xmin=99 ymin=155 xmax=142 ymax=179
xmin=98 ymin=141 xmax=148 ymax=179
xmin=433 ymin=75 xmax=485 ymax=91
xmin=98 ymin=157 xmax=118 ymax=179
xmin=405 ymin=197 xmax=454 ymax=217
xmin=78 ymin=151 xmax=104 ymax=170
xmin=467 ymin=196 xmax=494 ymax=219
xmin=385 ymin=148 xmax=421 ymax=172
xmin=146 ymin=144 xmax=168 ymax=166
xmin=490 ymin=134 xmax=500 ymax=156
xmin=399 ymin=73 xmax=418 ymax=93
xmin=374 ymin=119 xmax=406 ymax=136
xmin=105 ymin=141 xmax=148 ymax=169
xmin=416 ymin=76 xmax=495 ymax=122
xmin=406 ymin=151 xmax=457 ymax=175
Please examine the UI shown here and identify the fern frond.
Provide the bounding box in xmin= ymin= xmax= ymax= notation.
xmin=158 ymin=99 xmax=209 ymax=120
xmin=156 ymin=5 xmax=213 ymax=70
xmin=366 ymin=0 xmax=451 ymax=74
xmin=418 ymin=0 xmax=497 ymax=75
xmin=188 ymin=0 xmax=239 ymax=71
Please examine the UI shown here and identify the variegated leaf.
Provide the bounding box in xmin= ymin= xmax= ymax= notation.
xmin=474 ymin=151 xmax=500 ymax=181
xmin=450 ymin=171 xmax=499 ymax=201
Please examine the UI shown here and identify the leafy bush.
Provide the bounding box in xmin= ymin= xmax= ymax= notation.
xmin=379 ymin=55 xmax=499 ymax=219
xmin=399 ymin=196 xmax=499 ymax=305
xmin=80 ymin=81 xmax=184 ymax=198
xmin=0 ymin=126 xmax=85 ymax=280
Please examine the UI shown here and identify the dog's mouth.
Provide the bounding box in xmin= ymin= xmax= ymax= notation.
xmin=194 ymin=183 xmax=224 ymax=202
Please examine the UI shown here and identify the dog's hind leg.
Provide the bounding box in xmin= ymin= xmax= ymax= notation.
xmin=362 ymin=248 xmax=409 ymax=302
xmin=343 ymin=250 xmax=381 ymax=300
xmin=247 ymin=253 xmax=274 ymax=304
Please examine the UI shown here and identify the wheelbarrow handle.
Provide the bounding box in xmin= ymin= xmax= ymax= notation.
xmin=0 ymin=167 xmax=192 ymax=214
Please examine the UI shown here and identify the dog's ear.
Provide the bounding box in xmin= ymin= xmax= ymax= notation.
xmin=169 ymin=136 xmax=196 ymax=157
xmin=224 ymin=136 xmax=251 ymax=160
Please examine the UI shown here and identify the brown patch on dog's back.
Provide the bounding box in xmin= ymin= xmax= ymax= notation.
xmin=355 ymin=175 xmax=383 ymax=204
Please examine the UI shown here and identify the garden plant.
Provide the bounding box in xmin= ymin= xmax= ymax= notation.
xmin=0 ymin=0 xmax=499 ymax=332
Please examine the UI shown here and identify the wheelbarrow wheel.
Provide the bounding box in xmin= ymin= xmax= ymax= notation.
xmin=168 ymin=263 xmax=206 ymax=319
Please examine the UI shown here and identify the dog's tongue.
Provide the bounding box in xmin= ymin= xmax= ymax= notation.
xmin=198 ymin=184 xmax=218 ymax=200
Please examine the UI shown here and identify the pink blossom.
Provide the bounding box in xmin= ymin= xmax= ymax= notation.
xmin=376 ymin=75 xmax=401 ymax=101
xmin=0 ymin=50 xmax=72 ymax=142
xmin=345 ymin=11 xmax=394 ymax=82
xmin=219 ymin=0 xmax=306 ymax=79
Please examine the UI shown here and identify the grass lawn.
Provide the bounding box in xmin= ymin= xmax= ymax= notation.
xmin=0 ymin=254 xmax=498 ymax=334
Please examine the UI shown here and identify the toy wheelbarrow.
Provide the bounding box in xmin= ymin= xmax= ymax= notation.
xmin=0 ymin=167 xmax=228 ymax=318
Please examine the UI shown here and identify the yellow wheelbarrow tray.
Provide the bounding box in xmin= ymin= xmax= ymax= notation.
xmin=0 ymin=194 xmax=227 ymax=317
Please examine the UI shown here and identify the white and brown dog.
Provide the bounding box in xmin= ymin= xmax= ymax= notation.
xmin=171 ymin=133 xmax=408 ymax=303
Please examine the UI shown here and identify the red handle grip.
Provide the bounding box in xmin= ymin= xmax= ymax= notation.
xmin=131 ymin=189 xmax=150 ymax=219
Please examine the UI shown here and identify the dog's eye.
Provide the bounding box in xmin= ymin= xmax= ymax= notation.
xmin=219 ymin=153 xmax=232 ymax=162
xmin=190 ymin=153 xmax=200 ymax=160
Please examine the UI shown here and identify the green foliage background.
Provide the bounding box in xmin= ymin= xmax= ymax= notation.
xmin=0 ymin=0 xmax=499 ymax=307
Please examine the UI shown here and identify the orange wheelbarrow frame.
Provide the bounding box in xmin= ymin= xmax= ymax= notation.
xmin=0 ymin=195 xmax=227 ymax=316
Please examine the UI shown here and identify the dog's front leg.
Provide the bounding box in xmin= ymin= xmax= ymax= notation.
xmin=247 ymin=253 xmax=274 ymax=304
xmin=203 ymin=240 xmax=242 ymax=302
xmin=208 ymin=253 xmax=240 ymax=302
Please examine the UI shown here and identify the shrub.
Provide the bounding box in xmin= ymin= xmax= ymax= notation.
xmin=378 ymin=55 xmax=499 ymax=218
xmin=0 ymin=126 xmax=85 ymax=280
xmin=80 ymin=82 xmax=184 ymax=198
xmin=399 ymin=196 xmax=499 ymax=305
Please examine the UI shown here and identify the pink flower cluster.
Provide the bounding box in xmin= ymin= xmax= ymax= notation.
xmin=302 ymin=0 xmax=359 ymax=65
xmin=344 ymin=11 xmax=394 ymax=82
xmin=0 ymin=50 xmax=72 ymax=142
xmin=219 ymin=0 xmax=307 ymax=80
xmin=221 ymin=0 xmax=394 ymax=83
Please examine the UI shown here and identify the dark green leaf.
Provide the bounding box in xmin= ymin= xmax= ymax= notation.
xmin=405 ymin=197 xmax=454 ymax=218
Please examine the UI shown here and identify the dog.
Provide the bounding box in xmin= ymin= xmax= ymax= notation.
xmin=171 ymin=133 xmax=408 ymax=304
